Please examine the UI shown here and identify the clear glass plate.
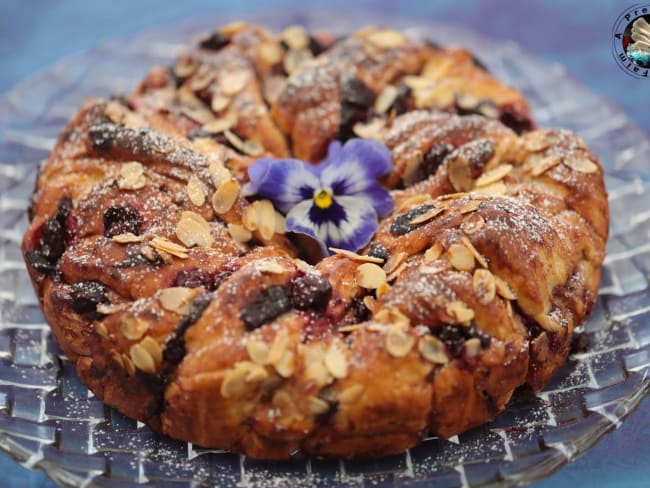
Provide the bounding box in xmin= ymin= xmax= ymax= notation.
xmin=0 ymin=10 xmax=649 ymax=488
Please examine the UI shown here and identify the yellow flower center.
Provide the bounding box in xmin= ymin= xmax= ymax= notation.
xmin=313 ymin=189 xmax=333 ymax=209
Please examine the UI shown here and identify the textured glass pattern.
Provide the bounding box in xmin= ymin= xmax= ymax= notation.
xmin=0 ymin=12 xmax=648 ymax=487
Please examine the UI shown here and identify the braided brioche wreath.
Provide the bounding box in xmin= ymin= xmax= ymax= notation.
xmin=22 ymin=23 xmax=608 ymax=459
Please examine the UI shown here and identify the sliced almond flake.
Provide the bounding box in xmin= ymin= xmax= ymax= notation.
xmin=305 ymin=361 xmax=331 ymax=388
xmin=459 ymin=199 xmax=481 ymax=214
xmin=242 ymin=205 xmax=259 ymax=231
xmin=176 ymin=211 xmax=213 ymax=248
xmin=374 ymin=308 xmax=410 ymax=328
xmin=447 ymin=154 xmax=473 ymax=192
xmin=283 ymin=48 xmax=313 ymax=74
xmin=255 ymin=199 xmax=276 ymax=241
xmin=259 ymin=41 xmax=284 ymax=64
xmin=95 ymin=322 xmax=109 ymax=339
xmin=208 ymin=161 xmax=232 ymax=187
xmin=188 ymin=64 xmax=216 ymax=91
xmin=274 ymin=212 xmax=286 ymax=234
xmin=173 ymin=58 xmax=198 ymax=79
xmin=244 ymin=363 xmax=269 ymax=383
xmin=221 ymin=71 xmax=249 ymax=96
xmin=375 ymin=85 xmax=399 ymax=114
xmin=563 ymin=154 xmax=599 ymax=174
xmin=254 ymin=259 xmax=289 ymax=274
xmin=220 ymin=364 xmax=247 ymax=399
xmin=353 ymin=118 xmax=385 ymax=140
xmin=460 ymin=214 xmax=486 ymax=235
xmin=363 ymin=295 xmax=376 ymax=311
xmin=122 ymin=354 xmax=136 ymax=376
xmin=150 ymin=237 xmax=189 ymax=259
xmin=472 ymin=180 xmax=506 ymax=196
xmin=140 ymin=336 xmax=163 ymax=367
xmin=324 ymin=342 xmax=348 ymax=379
xmin=227 ymin=223 xmax=252 ymax=243
xmin=129 ymin=343 xmax=156 ymax=374
xmin=210 ymin=94 xmax=231 ymax=113
xmin=366 ymin=29 xmax=406 ymax=49
xmin=472 ymin=268 xmax=496 ymax=305
xmin=447 ymin=243 xmax=475 ymax=271
xmin=424 ymin=242 xmax=443 ymax=262
xmin=187 ymin=175 xmax=208 ymax=207
xmin=272 ymin=390 xmax=292 ymax=408
xmin=418 ymin=336 xmax=449 ymax=365
xmin=241 ymin=139 xmax=264 ymax=157
xmin=464 ymin=337 xmax=482 ymax=358
xmin=474 ymin=164 xmax=513 ymax=188
xmin=409 ymin=207 xmax=444 ymax=225
xmin=282 ymin=25 xmax=310 ymax=50
xmin=246 ymin=340 xmax=270 ymax=365
xmin=275 ymin=349 xmax=295 ymax=378
xmin=112 ymin=232 xmax=144 ymax=244
xmin=212 ymin=179 xmax=240 ymax=214
xmin=523 ymin=135 xmax=551 ymax=152
xmin=460 ymin=236 xmax=488 ymax=268
xmin=329 ymin=248 xmax=384 ymax=264
xmin=456 ymin=94 xmax=480 ymax=111
xmin=494 ymin=275 xmax=517 ymax=300
xmin=531 ymin=156 xmax=561 ymax=176
xmin=397 ymin=194 xmax=434 ymax=212
xmin=120 ymin=316 xmax=148 ymax=341
xmin=268 ymin=330 xmax=289 ymax=366
xmin=446 ymin=300 xmax=475 ymax=324
xmin=338 ymin=324 xmax=364 ymax=333
xmin=386 ymin=262 xmax=408 ymax=283
xmin=338 ymin=384 xmax=365 ymax=404
xmin=385 ymin=328 xmax=415 ymax=358
xmin=536 ymin=314 xmax=564 ymax=333
xmin=414 ymin=85 xmax=455 ymax=109
xmin=384 ymin=251 xmax=408 ymax=275
xmin=118 ymin=162 xmax=146 ymax=190
xmin=159 ymin=287 xmax=196 ymax=315
xmin=478 ymin=103 xmax=499 ymax=118
xmin=308 ymin=396 xmax=330 ymax=414
xmin=202 ymin=114 xmax=237 ymax=134
xmin=355 ymin=263 xmax=387 ymax=289
xmin=376 ymin=281 xmax=391 ymax=298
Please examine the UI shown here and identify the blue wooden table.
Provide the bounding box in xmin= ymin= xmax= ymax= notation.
xmin=1 ymin=1 xmax=648 ymax=486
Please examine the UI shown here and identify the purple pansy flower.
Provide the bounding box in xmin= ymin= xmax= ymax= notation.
xmin=247 ymin=139 xmax=394 ymax=255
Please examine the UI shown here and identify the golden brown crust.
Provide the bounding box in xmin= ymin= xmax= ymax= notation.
xmin=21 ymin=24 xmax=607 ymax=460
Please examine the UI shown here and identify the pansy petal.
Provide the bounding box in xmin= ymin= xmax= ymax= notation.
xmin=319 ymin=139 xmax=393 ymax=193
xmin=284 ymin=200 xmax=329 ymax=256
xmin=317 ymin=140 xmax=343 ymax=169
xmin=358 ymin=186 xmax=395 ymax=217
xmin=285 ymin=196 xmax=379 ymax=254
xmin=327 ymin=196 xmax=379 ymax=252
xmin=246 ymin=158 xmax=320 ymax=213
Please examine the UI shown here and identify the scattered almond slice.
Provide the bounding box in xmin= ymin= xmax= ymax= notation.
xmin=187 ymin=176 xmax=208 ymax=206
xmin=329 ymin=248 xmax=384 ymax=264
xmin=118 ymin=162 xmax=146 ymax=190
xmin=446 ymin=300 xmax=475 ymax=324
xmin=159 ymin=287 xmax=196 ymax=315
xmin=563 ymin=154 xmax=599 ymax=173
xmin=112 ymin=233 xmax=144 ymax=244
xmin=212 ymin=179 xmax=240 ymax=214
xmin=150 ymin=237 xmax=189 ymax=259
xmin=175 ymin=211 xmax=213 ymax=248
xmin=355 ymin=263 xmax=387 ymax=289
xmin=475 ymin=164 xmax=513 ymax=188
xmin=461 ymin=236 xmax=488 ymax=268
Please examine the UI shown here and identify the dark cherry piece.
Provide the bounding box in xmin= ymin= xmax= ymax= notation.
xmin=240 ymin=285 xmax=293 ymax=330
xmin=389 ymin=204 xmax=435 ymax=236
xmin=103 ymin=205 xmax=142 ymax=238
xmin=291 ymin=274 xmax=332 ymax=311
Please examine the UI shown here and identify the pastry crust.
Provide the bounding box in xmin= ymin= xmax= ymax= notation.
xmin=22 ymin=24 xmax=607 ymax=459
